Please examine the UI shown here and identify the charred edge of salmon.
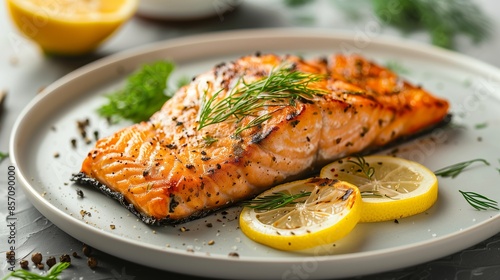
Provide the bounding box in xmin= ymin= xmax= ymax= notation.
xmin=71 ymin=114 xmax=452 ymax=225
xmin=361 ymin=113 xmax=453 ymax=156
xmin=70 ymin=173 xmax=218 ymax=226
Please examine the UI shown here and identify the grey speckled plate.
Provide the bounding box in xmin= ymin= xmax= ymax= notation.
xmin=10 ymin=29 xmax=500 ymax=279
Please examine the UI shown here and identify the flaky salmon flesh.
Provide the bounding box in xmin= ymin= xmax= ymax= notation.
xmin=72 ymin=53 xmax=449 ymax=225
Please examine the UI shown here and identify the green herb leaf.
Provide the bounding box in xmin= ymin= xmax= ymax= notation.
xmin=459 ymin=190 xmax=499 ymax=211
xmin=434 ymin=159 xmax=490 ymax=178
xmin=372 ymin=0 xmax=491 ymax=49
xmin=202 ymin=135 xmax=218 ymax=147
xmin=0 ymin=151 xmax=8 ymax=163
xmin=347 ymin=156 xmax=375 ymax=179
xmin=241 ymin=191 xmax=311 ymax=210
xmin=197 ymin=64 xmax=327 ymax=135
xmin=474 ymin=122 xmax=488 ymax=129
xmin=2 ymin=262 xmax=70 ymax=280
xmin=97 ymin=61 xmax=175 ymax=123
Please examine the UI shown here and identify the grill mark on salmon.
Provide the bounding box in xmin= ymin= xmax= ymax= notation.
xmin=72 ymin=53 xmax=450 ymax=225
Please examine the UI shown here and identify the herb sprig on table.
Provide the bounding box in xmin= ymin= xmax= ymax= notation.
xmin=97 ymin=61 xmax=176 ymax=123
xmin=285 ymin=0 xmax=491 ymax=50
xmin=434 ymin=159 xmax=498 ymax=211
xmin=372 ymin=0 xmax=491 ymax=49
xmin=2 ymin=262 xmax=70 ymax=280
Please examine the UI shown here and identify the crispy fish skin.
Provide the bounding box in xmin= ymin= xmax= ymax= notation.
xmin=74 ymin=53 xmax=449 ymax=225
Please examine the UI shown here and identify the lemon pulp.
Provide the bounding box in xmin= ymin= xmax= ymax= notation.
xmin=239 ymin=178 xmax=361 ymax=251
xmin=7 ymin=0 xmax=138 ymax=55
xmin=320 ymin=155 xmax=438 ymax=223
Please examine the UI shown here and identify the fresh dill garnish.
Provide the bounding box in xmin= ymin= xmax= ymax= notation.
xmin=2 ymin=261 xmax=70 ymax=280
xmin=98 ymin=61 xmax=175 ymax=123
xmin=202 ymin=135 xmax=218 ymax=146
xmin=197 ymin=64 xmax=327 ymax=135
xmin=0 ymin=151 xmax=8 ymax=163
xmin=385 ymin=60 xmax=410 ymax=75
xmin=459 ymin=190 xmax=499 ymax=211
xmin=474 ymin=122 xmax=488 ymax=129
xmin=283 ymin=0 xmax=311 ymax=7
xmin=241 ymin=191 xmax=312 ymax=210
xmin=434 ymin=159 xmax=490 ymax=178
xmin=347 ymin=156 xmax=375 ymax=179
xmin=372 ymin=0 xmax=491 ymax=49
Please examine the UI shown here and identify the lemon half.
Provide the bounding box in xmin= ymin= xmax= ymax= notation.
xmin=7 ymin=0 xmax=138 ymax=55
xmin=320 ymin=155 xmax=438 ymax=223
xmin=239 ymin=178 xmax=361 ymax=251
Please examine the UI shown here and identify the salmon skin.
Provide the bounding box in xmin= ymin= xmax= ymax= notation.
xmin=72 ymin=53 xmax=449 ymax=225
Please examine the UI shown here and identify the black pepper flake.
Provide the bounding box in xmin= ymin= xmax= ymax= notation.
xmin=394 ymin=219 xmax=399 ymax=224
xmin=185 ymin=164 xmax=195 ymax=169
xmin=228 ymin=252 xmax=239 ymax=258
xmin=206 ymin=223 xmax=213 ymax=228
xmin=71 ymin=138 xmax=77 ymax=148
xmin=335 ymin=138 xmax=342 ymax=144
xmin=76 ymin=189 xmax=84 ymax=198
xmin=166 ymin=143 xmax=177 ymax=149
xmin=201 ymin=156 xmax=211 ymax=161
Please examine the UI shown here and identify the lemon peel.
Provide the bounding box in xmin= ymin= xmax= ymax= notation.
xmin=239 ymin=178 xmax=361 ymax=251
xmin=320 ymin=155 xmax=438 ymax=223
xmin=7 ymin=0 xmax=138 ymax=55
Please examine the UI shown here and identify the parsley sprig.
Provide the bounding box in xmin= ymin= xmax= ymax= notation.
xmin=98 ymin=61 xmax=175 ymax=123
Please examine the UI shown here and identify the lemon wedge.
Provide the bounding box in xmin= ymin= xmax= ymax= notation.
xmin=320 ymin=155 xmax=438 ymax=223
xmin=239 ymin=178 xmax=361 ymax=251
xmin=7 ymin=0 xmax=138 ymax=55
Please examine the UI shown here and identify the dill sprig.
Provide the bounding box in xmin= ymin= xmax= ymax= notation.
xmin=197 ymin=65 xmax=327 ymax=134
xmin=241 ymin=191 xmax=311 ymax=210
xmin=347 ymin=156 xmax=375 ymax=179
xmin=459 ymin=190 xmax=499 ymax=211
xmin=434 ymin=159 xmax=490 ymax=178
xmin=372 ymin=0 xmax=491 ymax=49
xmin=98 ymin=61 xmax=175 ymax=123
xmin=2 ymin=262 xmax=70 ymax=280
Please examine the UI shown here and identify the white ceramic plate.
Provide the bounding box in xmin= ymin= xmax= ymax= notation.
xmin=10 ymin=29 xmax=500 ymax=279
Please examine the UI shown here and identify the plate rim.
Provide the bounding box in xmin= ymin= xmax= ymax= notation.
xmin=10 ymin=28 xmax=500 ymax=279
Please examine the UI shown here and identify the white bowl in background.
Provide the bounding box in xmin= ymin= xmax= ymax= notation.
xmin=137 ymin=0 xmax=241 ymax=21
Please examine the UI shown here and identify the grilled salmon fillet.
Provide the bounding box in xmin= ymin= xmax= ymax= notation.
xmin=73 ymin=53 xmax=449 ymax=225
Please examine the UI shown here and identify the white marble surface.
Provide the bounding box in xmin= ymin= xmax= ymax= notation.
xmin=1 ymin=1 xmax=500 ymax=279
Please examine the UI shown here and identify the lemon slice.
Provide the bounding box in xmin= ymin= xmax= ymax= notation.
xmin=7 ymin=0 xmax=138 ymax=55
xmin=320 ymin=155 xmax=438 ymax=223
xmin=239 ymin=178 xmax=361 ymax=251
